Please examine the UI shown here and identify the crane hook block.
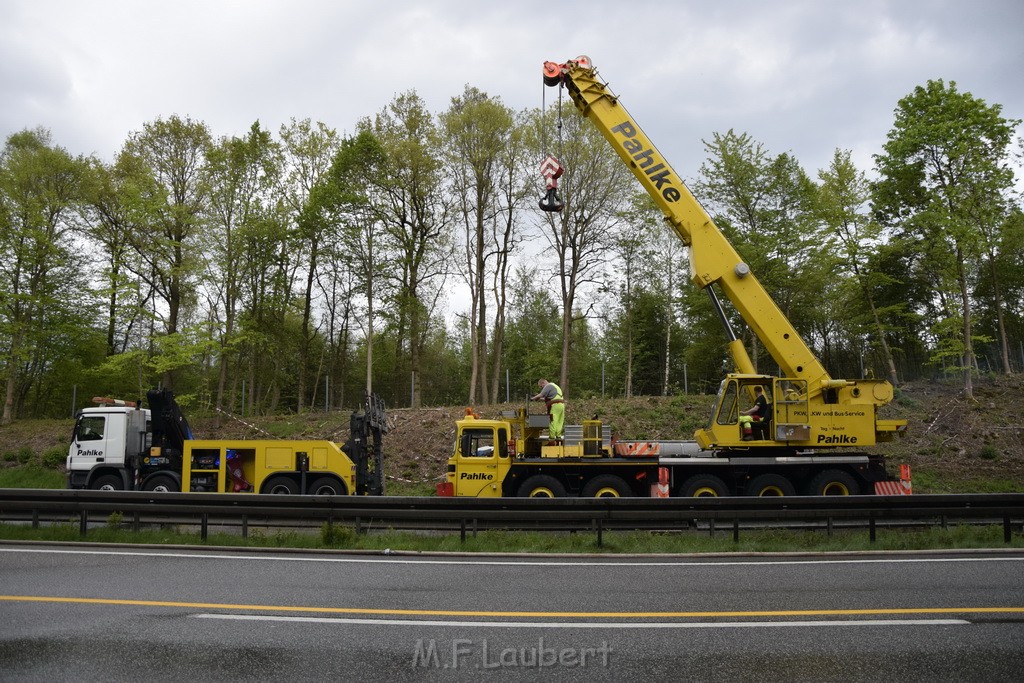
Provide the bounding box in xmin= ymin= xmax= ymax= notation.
xmin=539 ymin=155 xmax=564 ymax=212
xmin=539 ymin=187 xmax=564 ymax=212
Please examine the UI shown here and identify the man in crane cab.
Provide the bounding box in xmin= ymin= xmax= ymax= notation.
xmin=738 ymin=386 xmax=769 ymax=440
xmin=531 ymin=378 xmax=565 ymax=442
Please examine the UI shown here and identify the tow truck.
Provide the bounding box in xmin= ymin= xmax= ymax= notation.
xmin=66 ymin=388 xmax=387 ymax=495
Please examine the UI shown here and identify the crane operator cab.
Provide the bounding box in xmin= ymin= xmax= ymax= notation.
xmin=696 ymin=375 xmax=812 ymax=450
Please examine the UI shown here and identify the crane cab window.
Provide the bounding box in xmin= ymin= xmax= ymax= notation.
xmin=716 ymin=381 xmax=772 ymax=426
xmin=460 ymin=428 xmax=496 ymax=458
xmin=716 ymin=381 xmax=740 ymax=425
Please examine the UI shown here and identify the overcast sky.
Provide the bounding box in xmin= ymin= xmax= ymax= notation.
xmin=3 ymin=0 xmax=1022 ymax=184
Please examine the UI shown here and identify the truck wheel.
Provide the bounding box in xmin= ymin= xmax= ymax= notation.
xmin=90 ymin=475 xmax=123 ymax=491
xmin=745 ymin=473 xmax=796 ymax=497
xmin=309 ymin=477 xmax=346 ymax=496
xmin=517 ymin=475 xmax=566 ymax=498
xmin=805 ymin=469 xmax=860 ymax=496
xmin=143 ymin=475 xmax=179 ymax=493
xmin=581 ymin=474 xmax=632 ymax=498
xmin=678 ymin=474 xmax=729 ymax=497
xmin=263 ymin=476 xmax=299 ymax=495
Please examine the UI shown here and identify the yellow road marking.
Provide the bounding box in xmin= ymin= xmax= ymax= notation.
xmin=2 ymin=595 xmax=1023 ymax=619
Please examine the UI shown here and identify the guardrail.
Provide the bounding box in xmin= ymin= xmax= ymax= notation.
xmin=1 ymin=489 xmax=1022 ymax=546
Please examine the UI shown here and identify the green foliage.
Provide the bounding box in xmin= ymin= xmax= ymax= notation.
xmin=978 ymin=445 xmax=999 ymax=460
xmin=41 ymin=447 xmax=66 ymax=469
xmin=14 ymin=446 xmax=34 ymax=464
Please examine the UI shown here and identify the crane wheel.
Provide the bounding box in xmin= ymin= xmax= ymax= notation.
xmin=517 ymin=474 xmax=566 ymax=498
xmin=805 ymin=469 xmax=860 ymax=496
xmin=581 ymin=474 xmax=632 ymax=498
xmin=745 ymin=473 xmax=796 ymax=497
xmin=678 ymin=474 xmax=729 ymax=497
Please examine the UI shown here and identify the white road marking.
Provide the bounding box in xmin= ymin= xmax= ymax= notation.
xmin=193 ymin=613 xmax=970 ymax=628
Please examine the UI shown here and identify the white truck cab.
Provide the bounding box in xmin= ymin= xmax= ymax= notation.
xmin=66 ymin=398 xmax=150 ymax=490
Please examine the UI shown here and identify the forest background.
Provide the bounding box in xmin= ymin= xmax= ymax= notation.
xmin=1 ymin=74 xmax=1022 ymax=424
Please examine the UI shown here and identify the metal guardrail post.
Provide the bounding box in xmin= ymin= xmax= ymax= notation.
xmin=733 ymin=518 xmax=739 ymax=543
xmin=242 ymin=515 xmax=248 ymax=539
xmin=597 ymin=518 xmax=603 ymax=547
xmin=869 ymin=516 xmax=876 ymax=543
xmin=201 ymin=513 xmax=208 ymax=541
xmin=1005 ymin=516 xmax=1012 ymax=543
xmin=79 ymin=510 xmax=87 ymax=537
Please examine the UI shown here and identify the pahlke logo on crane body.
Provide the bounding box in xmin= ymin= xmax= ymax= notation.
xmin=460 ymin=472 xmax=493 ymax=481
xmin=610 ymin=120 xmax=681 ymax=204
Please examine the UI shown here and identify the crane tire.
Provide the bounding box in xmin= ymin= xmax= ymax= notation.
xmin=678 ymin=474 xmax=730 ymax=497
xmin=517 ymin=474 xmax=566 ymax=498
xmin=745 ymin=473 xmax=796 ymax=497
xmin=805 ymin=469 xmax=860 ymax=496
xmin=581 ymin=474 xmax=632 ymax=498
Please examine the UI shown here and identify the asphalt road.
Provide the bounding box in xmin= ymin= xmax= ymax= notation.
xmin=1 ymin=543 xmax=1023 ymax=681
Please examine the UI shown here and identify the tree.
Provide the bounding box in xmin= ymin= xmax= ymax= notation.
xmin=80 ymin=153 xmax=158 ymax=358
xmin=439 ymin=86 xmax=525 ymax=404
xmin=695 ymin=130 xmax=821 ymax=374
xmin=368 ymin=91 xmax=454 ymax=408
xmin=0 ymin=129 xmax=92 ymax=422
xmin=873 ymin=80 xmax=1020 ymax=398
xmin=310 ymin=129 xmax=388 ymax=401
xmin=531 ymin=107 xmax=634 ymax=391
xmin=278 ymin=118 xmax=340 ymax=412
xmin=604 ymin=193 xmax=661 ymax=397
xmin=203 ymin=121 xmax=279 ymax=423
xmin=814 ymin=149 xmax=900 ymax=385
xmin=120 ymin=115 xmax=213 ymax=389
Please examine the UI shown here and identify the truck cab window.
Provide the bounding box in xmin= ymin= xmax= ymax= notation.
xmin=76 ymin=416 xmax=105 ymax=441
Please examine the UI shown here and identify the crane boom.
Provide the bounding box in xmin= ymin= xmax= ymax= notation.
xmin=544 ymin=56 xmax=905 ymax=450
xmin=545 ymin=56 xmax=827 ymax=386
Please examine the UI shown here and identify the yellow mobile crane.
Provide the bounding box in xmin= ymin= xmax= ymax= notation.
xmin=542 ymin=55 xmax=906 ymax=453
xmin=439 ymin=56 xmax=909 ymax=498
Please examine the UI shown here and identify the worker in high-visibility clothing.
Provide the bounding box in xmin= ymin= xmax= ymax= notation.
xmin=531 ymin=378 xmax=565 ymax=441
